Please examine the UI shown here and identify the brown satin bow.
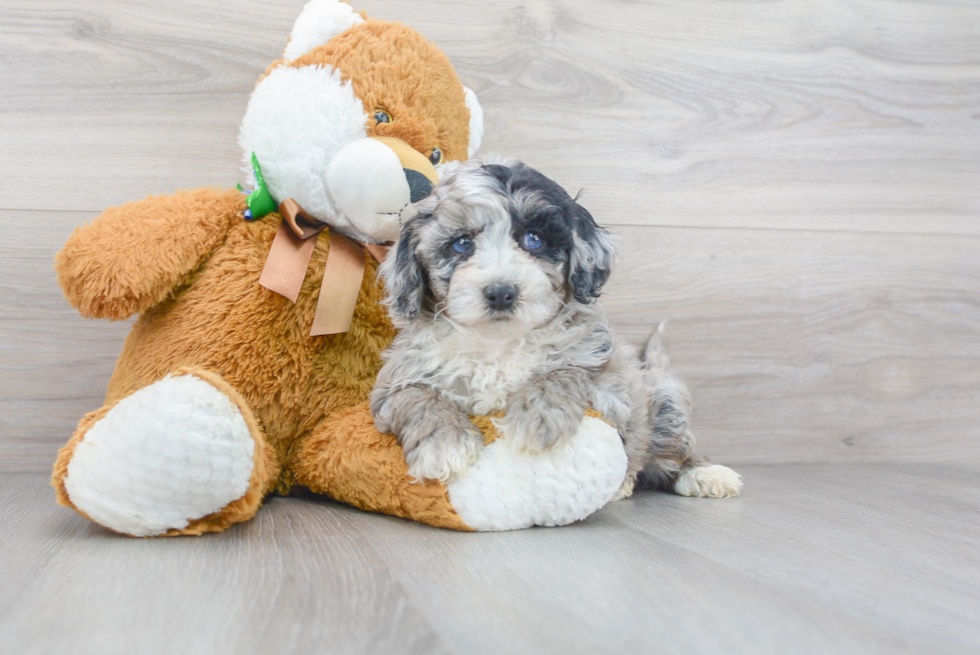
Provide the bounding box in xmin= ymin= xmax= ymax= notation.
xmin=258 ymin=199 xmax=387 ymax=336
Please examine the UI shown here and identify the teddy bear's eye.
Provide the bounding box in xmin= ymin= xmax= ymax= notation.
xmin=373 ymin=109 xmax=391 ymax=124
xmin=429 ymin=148 xmax=442 ymax=166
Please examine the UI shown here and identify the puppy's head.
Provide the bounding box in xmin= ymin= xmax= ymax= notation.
xmin=380 ymin=157 xmax=616 ymax=337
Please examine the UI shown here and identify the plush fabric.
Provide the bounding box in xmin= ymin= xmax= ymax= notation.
xmin=50 ymin=0 xmax=626 ymax=536
xmin=62 ymin=373 xmax=256 ymax=536
xmin=239 ymin=64 xmax=368 ymax=227
xmin=274 ymin=18 xmax=472 ymax=164
xmin=282 ymin=0 xmax=364 ymax=62
xmin=53 ymin=367 xmax=279 ymax=537
xmin=447 ymin=413 xmax=627 ymax=531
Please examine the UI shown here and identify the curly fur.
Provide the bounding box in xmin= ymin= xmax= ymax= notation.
xmin=50 ymin=3 xmax=490 ymax=536
xmin=372 ymin=159 xmax=742 ymax=498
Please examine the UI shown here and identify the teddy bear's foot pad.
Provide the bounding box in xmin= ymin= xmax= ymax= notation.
xmin=63 ymin=374 xmax=256 ymax=536
xmin=446 ymin=415 xmax=627 ymax=531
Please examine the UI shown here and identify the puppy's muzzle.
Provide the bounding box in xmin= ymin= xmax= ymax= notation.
xmin=484 ymin=282 xmax=519 ymax=312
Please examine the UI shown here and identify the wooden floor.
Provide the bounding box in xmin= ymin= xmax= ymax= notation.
xmin=2 ymin=464 xmax=978 ymax=655
xmin=1 ymin=2 xmax=978 ymax=654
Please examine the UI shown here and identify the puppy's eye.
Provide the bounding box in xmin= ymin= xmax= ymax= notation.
xmin=451 ymin=236 xmax=473 ymax=255
xmin=429 ymin=148 xmax=443 ymax=166
xmin=522 ymin=231 xmax=545 ymax=251
xmin=373 ymin=109 xmax=391 ymax=124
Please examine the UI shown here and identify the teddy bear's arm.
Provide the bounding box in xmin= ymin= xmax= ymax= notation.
xmin=56 ymin=188 xmax=245 ymax=320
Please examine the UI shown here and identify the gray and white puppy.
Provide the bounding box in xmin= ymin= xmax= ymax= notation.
xmin=371 ymin=157 xmax=742 ymax=499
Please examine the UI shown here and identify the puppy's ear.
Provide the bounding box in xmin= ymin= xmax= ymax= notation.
xmin=567 ymin=203 xmax=616 ymax=303
xmin=481 ymin=164 xmax=513 ymax=188
xmin=380 ymin=215 xmax=427 ymax=321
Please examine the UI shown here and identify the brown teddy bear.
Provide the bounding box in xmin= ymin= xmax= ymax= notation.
xmin=51 ymin=0 xmax=627 ymax=537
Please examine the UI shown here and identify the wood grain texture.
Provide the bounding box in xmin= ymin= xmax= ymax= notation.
xmin=601 ymin=224 xmax=980 ymax=464
xmin=1 ymin=0 xmax=979 ymax=471
xmin=4 ymin=211 xmax=978 ymax=470
xmin=606 ymin=463 xmax=980 ymax=651
xmin=2 ymin=465 xmax=979 ymax=654
xmin=1 ymin=0 xmax=977 ymax=233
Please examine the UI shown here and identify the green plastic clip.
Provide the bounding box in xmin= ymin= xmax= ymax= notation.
xmin=244 ymin=152 xmax=276 ymax=220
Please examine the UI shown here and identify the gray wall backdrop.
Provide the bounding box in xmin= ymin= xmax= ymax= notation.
xmin=1 ymin=0 xmax=978 ymax=471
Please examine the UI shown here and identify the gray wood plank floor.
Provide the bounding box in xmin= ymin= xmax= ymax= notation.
xmin=2 ymin=464 xmax=978 ymax=655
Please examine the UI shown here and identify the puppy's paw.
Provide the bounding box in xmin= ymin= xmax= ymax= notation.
xmin=498 ymin=397 xmax=585 ymax=453
xmin=402 ymin=420 xmax=484 ymax=484
xmin=611 ymin=472 xmax=638 ymax=501
xmin=673 ymin=465 xmax=743 ymax=498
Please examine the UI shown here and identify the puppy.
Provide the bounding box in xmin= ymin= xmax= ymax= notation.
xmin=370 ymin=157 xmax=742 ymax=499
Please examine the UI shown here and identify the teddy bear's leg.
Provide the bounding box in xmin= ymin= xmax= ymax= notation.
xmin=51 ymin=367 xmax=278 ymax=537
xmin=288 ymin=403 xmax=473 ymax=530
xmin=288 ymin=404 xmax=628 ymax=532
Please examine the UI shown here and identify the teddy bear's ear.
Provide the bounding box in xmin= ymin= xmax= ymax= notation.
xmin=463 ymin=87 xmax=484 ymax=158
xmin=283 ymin=0 xmax=365 ymax=62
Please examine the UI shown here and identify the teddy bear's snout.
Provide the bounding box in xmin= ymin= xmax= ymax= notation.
xmin=325 ymin=136 xmax=439 ymax=242
xmin=405 ymin=169 xmax=433 ymax=203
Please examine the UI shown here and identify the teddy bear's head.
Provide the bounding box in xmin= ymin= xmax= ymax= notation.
xmin=239 ymin=0 xmax=483 ymax=243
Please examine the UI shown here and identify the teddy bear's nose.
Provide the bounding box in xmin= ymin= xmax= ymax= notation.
xmin=404 ymin=169 xmax=433 ymax=203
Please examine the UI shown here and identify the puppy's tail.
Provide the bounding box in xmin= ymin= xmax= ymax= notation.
xmin=636 ymin=321 xmax=702 ymax=491
xmin=640 ymin=321 xmax=670 ymax=373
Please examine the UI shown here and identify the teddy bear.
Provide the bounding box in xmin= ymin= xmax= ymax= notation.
xmin=50 ymin=0 xmax=627 ymax=537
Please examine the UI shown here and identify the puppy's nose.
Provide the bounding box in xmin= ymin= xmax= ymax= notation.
xmin=484 ymin=282 xmax=518 ymax=312
xmin=404 ymin=169 xmax=434 ymax=203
